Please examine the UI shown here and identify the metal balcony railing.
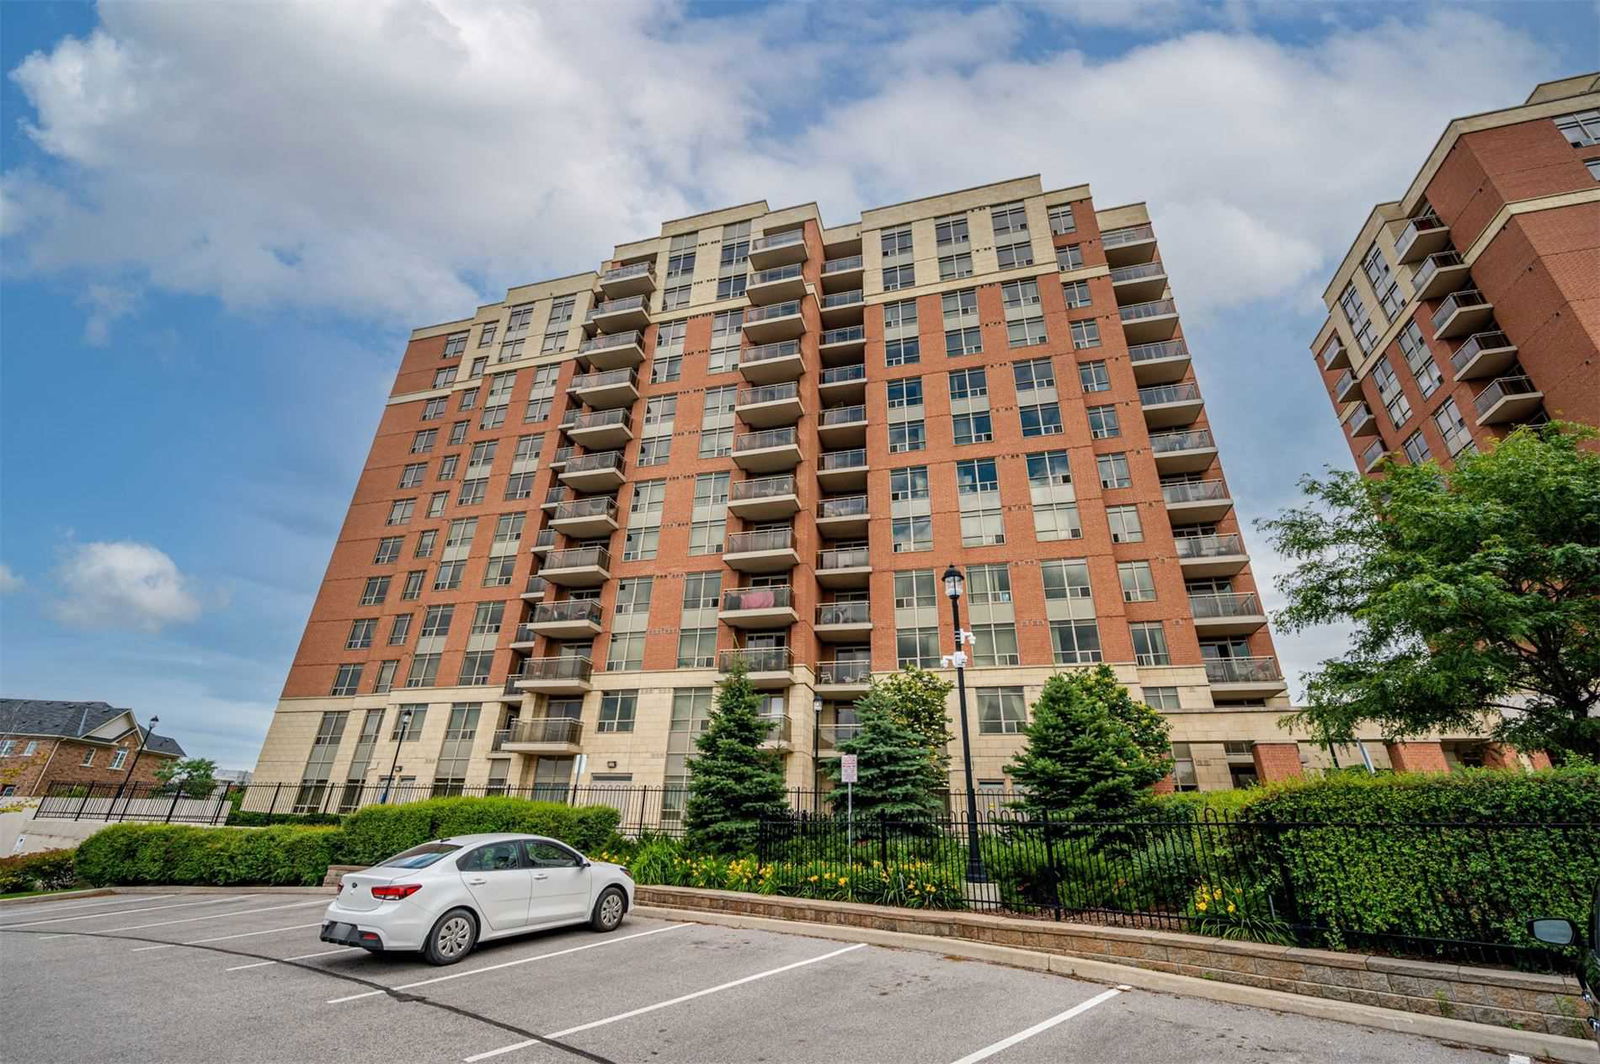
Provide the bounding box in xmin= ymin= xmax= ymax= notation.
xmin=741 ymin=340 xmax=801 ymax=364
xmin=1431 ymin=289 xmax=1488 ymax=332
xmin=1203 ymin=657 xmax=1283 ymax=685
xmin=551 ymin=445 xmax=577 ymax=466
xmin=584 ymin=295 xmax=648 ymax=322
xmin=578 ymin=330 xmax=643 ymax=355
xmin=819 ymin=546 xmax=870 ymax=570
xmin=733 ymin=427 xmax=798 ymax=452
xmin=1334 ymin=370 xmax=1358 ymax=399
xmin=744 ymin=300 xmax=802 ymax=324
xmin=1110 ymin=261 xmax=1167 ymax=282
xmin=1347 ymin=405 xmax=1378 ymax=435
xmin=751 ymin=230 xmax=805 ymax=253
xmin=568 ymin=408 xmax=629 ymax=432
xmin=1161 ymin=480 xmax=1228 ymax=504
xmin=817 ymin=601 xmax=870 ymax=626
xmin=507 ymin=716 xmax=584 ymax=745
xmin=1395 ymin=212 xmax=1446 ymax=258
xmin=545 ymin=547 xmax=611 ymax=570
xmin=1150 ymin=429 xmax=1215 ymax=453
xmin=821 ymin=404 xmax=867 ymax=425
xmin=819 ymin=448 xmax=867 ymax=470
xmin=517 ymin=658 xmax=594 ymax=684
xmin=1138 ymin=383 xmax=1201 ymax=406
xmin=731 ymin=475 xmax=796 ymax=501
xmin=562 ymin=450 xmax=624 ymax=474
xmin=819 ymin=494 xmax=868 ymax=519
xmin=1188 ymin=592 xmax=1261 ymax=619
xmin=822 ymin=255 xmax=863 ymax=274
xmin=532 ymin=599 xmax=604 ymax=625
xmin=759 ymin=714 xmax=792 ymax=744
xmin=600 ymin=262 xmax=654 ymax=284
xmin=524 ymin=575 xmax=549 ymax=596
xmin=1175 ymin=534 xmax=1244 ymax=559
xmin=1361 ymin=439 xmax=1387 ymax=470
xmin=1412 ymin=250 xmax=1464 ymax=290
xmin=821 ymin=325 xmax=866 ymax=346
xmin=737 ymin=381 xmax=800 ymax=406
xmin=532 ymin=529 xmax=557 ymax=549
xmin=821 ymin=290 xmax=863 ymax=309
xmin=1450 ymin=331 xmax=1513 ymax=373
xmin=1102 ymin=224 xmax=1155 ymax=247
xmin=750 ymin=263 xmax=804 ymax=285
xmin=570 ymin=368 xmax=637 ymax=390
xmin=818 ymin=660 xmax=872 ymax=685
xmin=1120 ymin=299 xmax=1178 ymax=321
xmin=719 ymin=647 xmax=793 ymax=673
xmin=821 ymin=363 xmax=866 ymax=387
xmin=726 ymin=528 xmax=795 ymax=554
xmin=1474 ymin=375 xmax=1540 ymax=417
xmin=1128 ymin=340 xmax=1189 ymax=363
xmin=552 ymin=497 xmax=617 ymax=521
xmin=722 ymin=586 xmax=794 ymax=611
xmin=491 ymin=729 xmax=510 ymax=751
xmin=512 ymin=623 xmax=539 ymax=643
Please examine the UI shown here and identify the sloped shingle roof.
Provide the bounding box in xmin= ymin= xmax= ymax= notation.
xmin=0 ymin=699 xmax=185 ymax=757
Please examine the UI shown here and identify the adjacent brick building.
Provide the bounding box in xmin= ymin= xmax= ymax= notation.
xmin=0 ymin=699 xmax=185 ymax=795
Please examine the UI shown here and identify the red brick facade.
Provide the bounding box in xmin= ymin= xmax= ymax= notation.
xmin=1384 ymin=741 xmax=1450 ymax=775
xmin=0 ymin=736 xmax=175 ymax=796
xmin=1250 ymin=741 xmax=1304 ymax=782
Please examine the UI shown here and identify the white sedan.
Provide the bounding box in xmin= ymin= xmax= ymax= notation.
xmin=320 ymin=833 xmax=635 ymax=965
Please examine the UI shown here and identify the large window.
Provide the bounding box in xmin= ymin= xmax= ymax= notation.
xmin=977 ymin=687 xmax=1027 ymax=734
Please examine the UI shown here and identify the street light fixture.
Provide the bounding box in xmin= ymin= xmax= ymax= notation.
xmin=112 ymin=715 xmax=158 ymax=818
xmin=812 ymin=694 xmax=825 ymax=807
xmin=942 ymin=563 xmax=988 ymax=886
xmin=383 ymin=707 xmax=414 ymax=803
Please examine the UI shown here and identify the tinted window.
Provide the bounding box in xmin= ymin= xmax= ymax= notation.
xmin=458 ymin=841 xmax=524 ymax=872
xmin=378 ymin=842 xmax=461 ymax=869
xmin=524 ymin=841 xmax=581 ymax=868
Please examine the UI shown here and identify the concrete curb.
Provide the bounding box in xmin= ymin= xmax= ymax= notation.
xmin=634 ymin=904 xmax=1600 ymax=1064
xmin=0 ymin=888 xmax=115 ymax=907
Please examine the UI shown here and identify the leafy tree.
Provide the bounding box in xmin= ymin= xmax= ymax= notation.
xmin=1004 ymin=666 xmax=1172 ymax=821
xmin=1262 ymin=423 xmax=1600 ymax=761
xmin=866 ymin=665 xmax=953 ymax=778
xmin=684 ymin=660 xmax=789 ymax=855
xmin=823 ymin=690 xmax=948 ymax=822
xmin=153 ymin=757 xmax=218 ymax=798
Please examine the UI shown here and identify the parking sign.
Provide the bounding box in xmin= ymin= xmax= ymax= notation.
xmin=840 ymin=754 xmax=858 ymax=783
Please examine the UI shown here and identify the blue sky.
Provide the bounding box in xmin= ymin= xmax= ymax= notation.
xmin=1 ymin=0 xmax=1595 ymax=767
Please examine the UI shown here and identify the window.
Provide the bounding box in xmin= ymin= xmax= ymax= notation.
xmin=1142 ymin=686 xmax=1181 ymax=711
xmin=373 ymin=661 xmax=399 ymax=694
xmin=942 ymin=288 xmax=977 ymax=323
xmin=1402 ymin=430 xmax=1430 ymax=465
xmin=374 ymin=536 xmax=403 ymax=564
xmin=449 ymin=421 xmax=469 ymax=445
xmin=953 ymin=411 xmax=993 ymax=446
xmin=881 ymin=225 xmax=914 ymax=259
xmin=427 ymin=492 xmax=448 ymax=518
xmin=1339 ymin=281 xmax=1377 ymax=355
xmin=882 ymin=264 xmax=915 ymax=291
xmin=504 ymin=472 xmax=535 ymax=500
xmin=632 ymin=478 xmax=667 ymax=519
xmin=623 ymin=528 xmax=659 ymax=561
xmin=478 ymin=405 xmax=505 ymax=430
xmin=1118 ymin=561 xmax=1157 ymax=602
xmin=401 ymin=570 xmax=426 ymax=601
xmin=885 ymin=335 xmax=921 ymax=366
xmin=689 ymin=520 xmax=724 ymax=556
xmin=422 ymin=397 xmax=446 ymax=420
xmin=1554 ymin=109 xmax=1600 ymax=147
xmin=945 ymin=326 xmax=982 ymax=358
xmin=972 ymin=623 xmax=1020 ymax=666
xmin=598 ymin=691 xmax=638 ymax=733
xmin=359 ymin=576 xmax=390 ymax=606
xmin=498 ymin=339 xmax=525 ymax=363
xmin=948 ymin=366 xmax=987 ymax=402
xmin=442 ymin=332 xmax=468 ymax=358
xmin=420 ymin=604 xmax=454 ymax=639
xmin=388 ymin=614 xmax=413 ymax=646
xmin=1051 ymin=619 xmax=1102 ymax=664
xmin=1061 ymin=279 xmax=1091 ymax=308
xmin=939 ymin=253 xmax=973 ymax=280
xmin=1055 ymin=244 xmax=1084 ymax=270
xmin=411 ymin=429 xmax=437 ymax=454
xmin=893 ymin=569 xmax=937 ymax=608
xmin=1079 ymin=361 xmax=1110 ymax=392
xmin=1398 ymin=321 xmax=1442 ymax=399
xmin=459 ymin=387 xmax=479 ymax=411
xmin=616 ymin=578 xmax=653 ymax=617
xmin=482 ymin=555 xmax=516 ymax=587
xmin=347 ymin=618 xmax=377 ymax=650
xmin=478 ymin=323 xmax=497 ymax=348
xmin=331 ymin=664 xmax=363 ymax=696
xmin=506 ymin=304 xmax=534 ymax=333
xmin=432 ymin=368 xmax=456 ymax=389
xmin=682 ymin=571 xmax=721 ymax=611
xmin=1130 ymin=622 xmax=1170 ymax=665
xmin=457 ymin=478 xmax=487 ymax=506
xmin=651 ymin=349 xmax=682 ymax=384
xmin=524 ymin=397 xmax=552 ymax=423
xmin=1375 ymin=357 xmax=1412 ymax=427
xmin=967 ymin=563 xmax=1011 ymax=604
xmin=607 ymin=631 xmax=645 ymax=671
xmin=1070 ymin=320 xmax=1101 ymax=349
xmin=934 ymin=213 xmax=969 ymax=246
xmin=896 ymin=626 xmax=940 ymax=668
xmin=391 ymin=706 xmax=428 ymax=741
xmin=890 ymin=465 xmax=930 ymax=501
xmin=433 ymin=561 xmax=464 ymax=591
xmin=1107 ymin=504 xmax=1144 ymax=543
xmin=1097 ymin=453 xmax=1132 ymax=490
xmin=398 ymin=463 xmax=427 ymax=488
xmin=437 ymin=455 xmax=459 ymax=481
xmin=414 ymin=530 xmax=437 ymax=558
xmin=457 ymin=651 xmax=493 ymax=686
xmin=1588 ymin=158 xmax=1600 ymax=182
xmin=1019 ymin=402 xmax=1063 ymax=437
xmin=1048 ymin=204 xmax=1077 ymax=235
xmin=469 ymin=356 xmax=488 ymax=379
xmin=1433 ymin=398 xmax=1473 ymax=455
xmin=956 ymin=457 xmax=999 ymax=494
xmin=891 ymin=516 xmax=933 ymax=553
xmin=977 ymin=687 xmax=1027 ymax=734
xmin=405 ymin=653 xmax=440 ymax=688
xmin=888 ymin=421 xmax=925 ymax=453
xmin=677 ymin=628 xmax=716 ymax=668
xmin=386 ymin=499 xmax=415 ymax=526
xmin=1087 ymin=404 xmax=1121 ymax=439
xmin=80 ymin=749 xmax=95 ymax=767
xmin=1013 ymin=356 xmax=1053 ymax=390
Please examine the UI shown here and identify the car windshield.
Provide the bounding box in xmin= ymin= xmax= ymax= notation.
xmin=377 ymin=842 xmax=462 ymax=869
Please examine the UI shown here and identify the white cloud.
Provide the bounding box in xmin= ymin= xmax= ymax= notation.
xmin=1 ymin=3 xmax=1559 ymax=331
xmin=51 ymin=540 xmax=203 ymax=633
xmin=77 ymin=282 xmax=139 ymax=344
xmin=0 ymin=563 xmax=22 ymax=594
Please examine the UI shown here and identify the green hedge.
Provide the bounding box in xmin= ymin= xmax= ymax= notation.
xmin=0 ymin=850 xmax=80 ymax=894
xmin=336 ymin=797 xmax=621 ymax=866
xmin=74 ymin=824 xmax=342 ymax=887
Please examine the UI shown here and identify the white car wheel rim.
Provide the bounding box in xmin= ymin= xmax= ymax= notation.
xmin=601 ymin=893 xmax=623 ymax=927
xmin=438 ymin=916 xmax=472 ymax=956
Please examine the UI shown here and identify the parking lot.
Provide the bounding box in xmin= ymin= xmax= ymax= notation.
xmin=1 ymin=890 xmax=1514 ymax=1063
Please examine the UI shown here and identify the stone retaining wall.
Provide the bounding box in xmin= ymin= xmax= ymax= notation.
xmin=637 ymin=885 xmax=1588 ymax=1038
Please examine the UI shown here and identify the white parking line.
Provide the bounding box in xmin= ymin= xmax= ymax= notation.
xmin=3 ymin=895 xmax=251 ymax=929
xmin=225 ymin=947 xmax=352 ymax=971
xmin=462 ymin=941 xmax=869 ymax=1062
xmin=130 ymin=922 xmax=324 ymax=952
xmin=86 ymin=898 xmax=328 ymax=936
xmin=0 ymin=894 xmax=170 ymax=917
xmin=327 ymin=923 xmax=688 ymax=1004
xmin=946 ymin=985 xmax=1128 ymax=1064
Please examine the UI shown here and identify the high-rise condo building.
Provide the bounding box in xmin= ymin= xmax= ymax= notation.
xmin=1312 ymin=74 xmax=1599 ymax=474
xmin=253 ymin=173 xmax=1337 ymax=812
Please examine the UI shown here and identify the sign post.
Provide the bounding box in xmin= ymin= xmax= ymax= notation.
xmin=840 ymin=754 xmax=858 ymax=876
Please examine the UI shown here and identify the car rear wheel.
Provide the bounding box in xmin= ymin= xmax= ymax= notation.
xmin=590 ymin=887 xmax=626 ymax=932
xmin=423 ymin=908 xmax=478 ymax=965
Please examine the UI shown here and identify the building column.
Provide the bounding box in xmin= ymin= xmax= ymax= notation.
xmin=1385 ymin=740 xmax=1448 ymax=774
xmin=1251 ymin=742 xmax=1303 ymax=783
xmin=1152 ymin=773 xmax=1176 ymax=795
xmin=1483 ymin=744 xmax=1552 ymax=771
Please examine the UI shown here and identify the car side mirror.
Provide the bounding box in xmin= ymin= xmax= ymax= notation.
xmin=1529 ymin=918 xmax=1580 ymax=947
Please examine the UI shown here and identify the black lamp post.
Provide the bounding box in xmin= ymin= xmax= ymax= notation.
xmin=942 ymin=563 xmax=988 ymax=885
xmin=812 ymin=694 xmax=824 ymax=809
xmin=111 ymin=715 xmax=157 ymax=817
xmin=383 ymin=707 xmax=413 ymax=803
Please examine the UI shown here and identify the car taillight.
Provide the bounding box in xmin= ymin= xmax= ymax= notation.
xmin=370 ymin=884 xmax=422 ymax=900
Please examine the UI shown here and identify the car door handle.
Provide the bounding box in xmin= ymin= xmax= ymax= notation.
xmin=467 ymin=876 xmax=488 ymax=885
xmin=532 ymin=873 xmax=549 ymax=880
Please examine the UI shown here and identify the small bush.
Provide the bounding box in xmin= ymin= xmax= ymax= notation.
xmin=0 ymin=850 xmax=79 ymax=894
xmin=74 ymin=824 xmax=342 ymax=887
xmin=226 ymin=809 xmax=343 ymax=827
xmin=336 ymin=797 xmax=621 ymax=866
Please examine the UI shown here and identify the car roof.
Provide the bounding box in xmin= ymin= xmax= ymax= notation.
xmin=437 ymin=832 xmax=558 ymax=846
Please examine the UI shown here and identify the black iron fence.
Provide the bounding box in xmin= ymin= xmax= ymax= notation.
xmin=755 ymin=811 xmax=1598 ymax=970
xmin=34 ymin=781 xmax=237 ymax=824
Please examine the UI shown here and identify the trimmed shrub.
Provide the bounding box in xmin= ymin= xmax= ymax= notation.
xmin=226 ymin=809 xmax=343 ymax=827
xmin=74 ymin=824 xmax=342 ymax=887
xmin=335 ymin=797 xmax=621 ymax=866
xmin=0 ymin=849 xmax=80 ymax=894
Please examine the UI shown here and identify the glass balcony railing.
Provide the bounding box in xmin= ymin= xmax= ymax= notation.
xmin=731 ymin=475 xmax=796 ymax=501
xmin=532 ymin=529 xmax=557 ymax=549
xmin=507 ymin=716 xmax=584 ymax=744
xmin=1361 ymin=439 xmax=1387 ymax=470
xmin=818 ymin=660 xmax=872 ymax=685
xmin=562 ymin=450 xmax=624 ymax=474
xmin=817 ymin=601 xmax=870 ymax=626
xmin=822 ymin=255 xmax=863 ymax=274
xmin=744 ymin=300 xmax=802 ymax=324
xmin=1138 ymin=383 xmax=1201 ymax=407
xmin=552 ymin=497 xmax=617 ymax=522
xmin=1450 ymin=331 xmax=1513 ymax=374
xmin=1395 ymin=213 xmax=1446 ymax=259
xmin=1110 ymin=261 xmax=1167 ymax=283
xmin=820 ymin=325 xmax=866 ymax=347
xmin=578 ymin=331 xmax=643 ymax=354
xmin=819 ymin=494 xmax=868 ymax=519
xmin=821 ymin=404 xmax=867 ymax=425
xmin=1102 ymin=224 xmax=1155 ymax=247
xmin=523 ymin=575 xmax=549 ymax=596
xmin=600 ymin=262 xmax=654 ymax=284
xmin=1204 ymin=657 xmax=1283 ymax=685
xmin=821 ymin=290 xmax=864 ymax=310
xmin=1150 ymin=429 xmax=1216 ymax=453
xmin=1120 ymin=299 xmax=1178 ymax=321
xmin=751 ymin=230 xmax=805 ymax=253
xmin=1161 ymin=480 xmax=1228 ymax=504
xmin=726 ymin=528 xmax=795 ymax=554
xmin=568 ymin=408 xmax=629 ymax=432
xmin=1175 ymin=534 xmax=1244 ymax=559
xmin=570 ymin=368 xmax=637 ymax=390
xmin=821 ymin=363 xmax=866 ymax=387
xmin=741 ymin=340 xmax=801 ymax=364
xmin=584 ymin=295 xmax=648 ymax=321
xmin=517 ymin=658 xmax=594 ymax=684
xmin=722 ymin=586 xmax=794 ymax=612
xmin=1473 ymin=375 xmax=1540 ymax=417
xmin=819 ymin=546 xmax=870 ymax=570
xmin=1411 ymin=250 xmax=1464 ymax=292
xmin=733 ymin=427 xmax=798 ymax=452
xmin=719 ymin=647 xmax=793 ymax=673
xmin=1430 ymin=288 xmax=1488 ymax=332
xmin=750 ymin=263 xmax=804 ymax=286
xmin=1188 ymin=592 xmax=1261 ymax=619
xmin=820 ymin=448 xmax=868 ymax=470
xmin=532 ymin=599 xmax=604 ymax=626
xmin=1128 ymin=340 xmax=1189 ymax=363
xmin=737 ymin=381 xmax=800 ymax=406
xmin=545 ymin=547 xmax=611 ymax=570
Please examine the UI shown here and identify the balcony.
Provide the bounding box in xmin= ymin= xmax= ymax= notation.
xmin=541 ymin=547 xmax=612 ymax=587
xmin=529 ymin=529 xmax=556 ymax=556
xmin=1411 ymin=251 xmax=1468 ymax=301
xmin=577 ymin=330 xmax=646 ymax=371
xmin=728 ymin=475 xmax=800 ymax=520
xmin=739 ymin=340 xmax=804 ymax=384
xmin=819 ymin=289 xmax=864 ymax=327
xmin=1394 ymin=213 xmax=1449 ymax=263
xmin=743 ymin=300 xmax=806 ymax=344
xmin=1101 ymin=223 xmax=1157 ymax=267
xmin=818 ymin=362 xmax=867 ymax=404
xmin=548 ymin=446 xmax=576 ymax=471
xmin=1450 ymin=331 xmax=1518 ymax=380
xmin=724 ymin=528 xmax=800 ymax=573
xmin=521 ymin=575 xmax=549 ymax=601
xmin=1204 ymin=656 xmax=1287 ymax=699
xmin=748 ymin=228 xmax=808 ymax=270
xmin=1473 ymin=375 xmax=1544 ymax=425
xmin=758 ymin=713 xmax=794 ymax=752
xmin=1332 ymin=369 xmax=1363 ymax=405
xmin=733 ymin=426 xmax=803 ymax=473
xmin=1161 ymin=479 xmax=1233 ymax=523
xmin=817 ymin=448 xmax=868 ymax=491
xmin=1109 ymin=261 xmax=1169 ymax=302
xmin=528 ymin=598 xmax=604 ymax=639
xmin=747 ymin=263 xmax=807 ymax=304
xmin=493 ymin=678 xmax=527 ymax=703
xmin=598 ymin=261 xmax=656 ymax=298
xmin=541 ymin=488 xmax=568 ymax=513
xmin=1431 ymin=288 xmax=1492 ymax=339
xmin=501 ymin=715 xmax=585 ymax=753
xmin=1320 ymin=338 xmax=1351 ymax=372
xmin=1175 ymin=533 xmax=1249 ymax=577
xmin=570 ymin=368 xmax=639 ymax=410
xmin=735 ymin=381 xmax=804 ymax=428
xmin=718 ymin=647 xmax=794 ymax=688
xmin=1137 ymin=382 xmax=1203 ymax=428
xmin=566 ymin=407 xmax=633 ymax=449
xmin=551 ymin=496 xmax=619 ymax=538
xmin=514 ymin=658 xmax=594 ymax=695
xmin=817 ymin=720 xmax=862 ymax=752
xmin=1119 ymin=299 xmax=1180 ymax=344
xmin=720 ymin=585 xmax=798 ymax=629
xmin=818 ymin=404 xmax=868 ymax=447
xmin=1361 ymin=438 xmax=1389 ymax=473
xmin=1346 ymin=404 xmax=1379 ymax=438
xmin=817 ymin=545 xmax=872 ymax=589
xmin=584 ymin=294 xmax=650 ymax=334
xmin=816 ymin=600 xmax=872 ymax=641
xmin=816 ymin=494 xmax=870 ymax=538
xmin=1189 ymin=592 xmax=1268 ymax=636
xmin=820 ymin=255 xmax=864 ymax=291
xmin=816 ymin=659 xmax=873 ymax=696
xmin=1127 ymin=340 xmax=1191 ymax=385
xmin=559 ymin=450 xmax=626 ymax=492
xmin=1149 ymin=428 xmax=1217 ymax=474
xmin=818 ymin=325 xmax=866 ymax=362
xmin=509 ymin=623 xmax=539 ymax=650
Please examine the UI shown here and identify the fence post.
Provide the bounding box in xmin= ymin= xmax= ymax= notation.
xmin=74 ymin=783 xmax=92 ymax=821
xmin=269 ymin=782 xmax=283 ymax=816
xmin=877 ymin=818 xmax=889 ymax=868
xmin=1040 ymin=809 xmax=1061 ymax=921
xmin=212 ymin=783 xmax=232 ymax=825
xmin=165 ymin=783 xmax=184 ymax=823
xmin=1261 ymin=812 xmax=1300 ymax=932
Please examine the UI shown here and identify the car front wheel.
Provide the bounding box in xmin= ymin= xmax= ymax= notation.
xmin=590 ymin=887 xmax=626 ymax=932
xmin=423 ymin=908 xmax=478 ymax=965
